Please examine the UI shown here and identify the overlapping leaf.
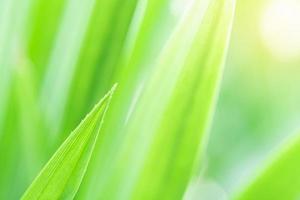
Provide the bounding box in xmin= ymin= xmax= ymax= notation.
xmin=0 ymin=0 xmax=236 ymax=199
xmin=78 ymin=0 xmax=235 ymax=199
xmin=235 ymin=132 xmax=300 ymax=200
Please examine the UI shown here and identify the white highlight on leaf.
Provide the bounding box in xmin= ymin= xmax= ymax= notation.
xmin=184 ymin=178 xmax=228 ymax=200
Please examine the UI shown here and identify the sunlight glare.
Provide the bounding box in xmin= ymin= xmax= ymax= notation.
xmin=260 ymin=0 xmax=300 ymax=60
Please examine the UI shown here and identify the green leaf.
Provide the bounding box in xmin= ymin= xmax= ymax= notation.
xmin=14 ymin=59 xmax=48 ymax=178
xmin=61 ymin=0 xmax=138 ymax=140
xmin=26 ymin=0 xmax=67 ymax=82
xmin=75 ymin=0 xmax=178 ymax=198
xmin=235 ymin=132 xmax=300 ymax=200
xmin=0 ymin=0 xmax=38 ymax=197
xmin=126 ymin=0 xmax=235 ymax=198
xmin=40 ymin=0 xmax=100 ymax=138
xmin=86 ymin=0 xmax=235 ymax=199
xmin=21 ymin=84 xmax=116 ymax=200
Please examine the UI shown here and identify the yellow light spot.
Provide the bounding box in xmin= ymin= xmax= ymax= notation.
xmin=260 ymin=0 xmax=300 ymax=60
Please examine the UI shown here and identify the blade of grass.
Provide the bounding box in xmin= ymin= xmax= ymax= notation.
xmin=0 ymin=83 xmax=22 ymax=199
xmin=112 ymin=0 xmax=235 ymax=199
xmin=0 ymin=0 xmax=36 ymax=198
xmin=14 ymin=56 xmax=48 ymax=179
xmin=235 ymin=131 xmax=300 ymax=200
xmin=0 ymin=0 xmax=17 ymax=137
xmin=25 ymin=0 xmax=67 ymax=83
xmin=21 ymin=84 xmax=116 ymax=200
xmin=40 ymin=0 xmax=98 ymax=140
xmin=61 ymin=0 xmax=138 ymax=141
xmin=83 ymin=0 xmax=235 ymax=199
xmin=75 ymin=0 xmax=177 ymax=198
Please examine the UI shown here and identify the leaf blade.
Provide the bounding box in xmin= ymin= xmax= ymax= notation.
xmin=95 ymin=0 xmax=235 ymax=199
xmin=21 ymin=84 xmax=116 ymax=200
xmin=235 ymin=132 xmax=300 ymax=200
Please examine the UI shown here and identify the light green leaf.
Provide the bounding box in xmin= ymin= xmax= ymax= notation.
xmin=88 ymin=0 xmax=235 ymax=199
xmin=0 ymin=0 xmax=38 ymax=197
xmin=40 ymin=0 xmax=99 ymax=138
xmin=61 ymin=0 xmax=138 ymax=140
xmin=75 ymin=0 xmax=177 ymax=198
xmin=235 ymin=132 xmax=300 ymax=200
xmin=21 ymin=84 xmax=116 ymax=200
xmin=126 ymin=0 xmax=235 ymax=199
xmin=26 ymin=0 xmax=67 ymax=82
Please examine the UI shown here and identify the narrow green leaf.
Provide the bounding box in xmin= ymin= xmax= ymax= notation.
xmin=21 ymin=84 xmax=116 ymax=200
xmin=61 ymin=0 xmax=138 ymax=140
xmin=235 ymin=132 xmax=300 ymax=200
xmin=26 ymin=0 xmax=67 ymax=82
xmin=0 ymin=0 xmax=37 ymax=198
xmin=0 ymin=83 xmax=22 ymax=199
xmin=92 ymin=0 xmax=235 ymax=199
xmin=14 ymin=59 xmax=47 ymax=178
xmin=0 ymin=0 xmax=30 ymax=138
xmin=129 ymin=0 xmax=235 ymax=198
xmin=40 ymin=0 xmax=98 ymax=138
xmin=76 ymin=0 xmax=177 ymax=198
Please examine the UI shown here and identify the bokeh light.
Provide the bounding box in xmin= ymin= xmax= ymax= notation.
xmin=260 ymin=0 xmax=300 ymax=60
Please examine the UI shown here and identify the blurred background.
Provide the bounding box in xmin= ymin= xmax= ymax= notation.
xmin=1 ymin=0 xmax=300 ymax=199
xmin=205 ymin=0 xmax=300 ymax=197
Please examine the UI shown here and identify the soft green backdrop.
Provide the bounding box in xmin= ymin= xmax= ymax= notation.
xmin=207 ymin=0 xmax=300 ymax=197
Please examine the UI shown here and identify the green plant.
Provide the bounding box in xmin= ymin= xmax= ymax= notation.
xmin=235 ymin=132 xmax=300 ymax=200
xmin=22 ymin=85 xmax=115 ymax=199
xmin=2 ymin=0 xmax=299 ymax=199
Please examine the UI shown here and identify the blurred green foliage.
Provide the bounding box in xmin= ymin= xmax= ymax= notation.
xmin=0 ymin=0 xmax=235 ymax=199
xmin=207 ymin=0 xmax=300 ymax=196
xmin=1 ymin=0 xmax=300 ymax=199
